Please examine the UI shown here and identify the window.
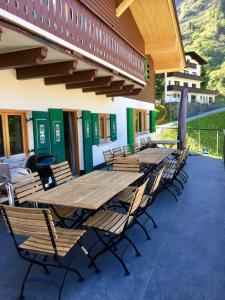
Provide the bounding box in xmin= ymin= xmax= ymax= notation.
xmin=192 ymin=84 xmax=197 ymax=88
xmin=0 ymin=111 xmax=28 ymax=157
xmin=134 ymin=110 xmax=147 ymax=134
xmin=175 ymin=81 xmax=180 ymax=86
xmin=184 ymin=82 xmax=188 ymax=87
xmin=99 ymin=114 xmax=107 ymax=140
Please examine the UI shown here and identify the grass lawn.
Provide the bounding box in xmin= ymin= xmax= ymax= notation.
xmin=157 ymin=111 xmax=225 ymax=158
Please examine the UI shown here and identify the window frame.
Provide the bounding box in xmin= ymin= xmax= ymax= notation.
xmin=98 ymin=113 xmax=108 ymax=141
xmin=0 ymin=110 xmax=28 ymax=158
xmin=134 ymin=109 xmax=147 ymax=135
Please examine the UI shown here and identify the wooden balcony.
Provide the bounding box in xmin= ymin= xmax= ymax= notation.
xmin=0 ymin=0 xmax=145 ymax=83
xmin=167 ymin=72 xmax=203 ymax=81
xmin=167 ymin=85 xmax=219 ymax=95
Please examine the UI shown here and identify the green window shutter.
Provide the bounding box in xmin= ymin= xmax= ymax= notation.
xmin=82 ymin=110 xmax=93 ymax=173
xmin=32 ymin=111 xmax=51 ymax=155
xmin=127 ymin=108 xmax=135 ymax=154
xmin=110 ymin=114 xmax=117 ymax=141
xmin=91 ymin=113 xmax=99 ymax=145
xmin=49 ymin=109 xmax=66 ymax=163
xmin=150 ymin=110 xmax=156 ymax=133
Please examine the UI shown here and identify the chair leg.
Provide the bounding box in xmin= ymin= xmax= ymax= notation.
xmin=175 ymin=178 xmax=184 ymax=190
xmin=19 ymin=255 xmax=36 ymax=300
xmin=144 ymin=211 xmax=157 ymax=228
xmin=171 ymin=183 xmax=181 ymax=195
xmin=78 ymin=241 xmax=101 ymax=274
xmin=122 ymin=234 xmax=141 ymax=257
xmin=134 ymin=220 xmax=151 ymax=240
xmin=94 ymin=230 xmax=130 ymax=276
xmin=167 ymin=187 xmax=178 ymax=202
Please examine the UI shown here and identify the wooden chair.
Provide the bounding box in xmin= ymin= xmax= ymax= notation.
xmin=123 ymin=145 xmax=132 ymax=156
xmin=83 ymin=180 xmax=148 ymax=276
xmin=50 ymin=161 xmax=73 ymax=186
xmin=133 ymin=143 xmax=140 ymax=153
xmin=112 ymin=147 xmax=123 ymax=157
xmin=113 ymin=168 xmax=165 ymax=235
xmin=0 ymin=205 xmax=90 ymax=299
xmin=113 ymin=157 xmax=141 ymax=172
xmin=146 ymin=136 xmax=153 ymax=147
xmin=102 ymin=150 xmax=114 ymax=170
xmin=12 ymin=172 xmax=76 ymax=226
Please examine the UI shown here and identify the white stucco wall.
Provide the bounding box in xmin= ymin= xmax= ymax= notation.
xmin=0 ymin=69 xmax=154 ymax=169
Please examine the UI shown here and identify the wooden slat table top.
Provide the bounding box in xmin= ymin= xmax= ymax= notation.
xmin=131 ymin=149 xmax=173 ymax=165
xmin=23 ymin=171 xmax=143 ymax=210
xmin=139 ymin=148 xmax=174 ymax=155
xmin=151 ymin=140 xmax=179 ymax=145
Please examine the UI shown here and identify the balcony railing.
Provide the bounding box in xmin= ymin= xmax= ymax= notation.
xmin=167 ymin=72 xmax=203 ymax=81
xmin=167 ymin=85 xmax=219 ymax=95
xmin=0 ymin=0 xmax=145 ymax=82
xmin=186 ymin=61 xmax=197 ymax=69
xmin=156 ymin=126 xmax=224 ymax=158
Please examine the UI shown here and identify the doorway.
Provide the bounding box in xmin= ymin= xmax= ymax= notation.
xmin=63 ymin=111 xmax=80 ymax=176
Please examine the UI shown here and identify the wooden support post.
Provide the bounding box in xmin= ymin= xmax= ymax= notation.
xmin=44 ymin=69 xmax=97 ymax=85
xmin=16 ymin=61 xmax=77 ymax=80
xmin=0 ymin=47 xmax=48 ymax=70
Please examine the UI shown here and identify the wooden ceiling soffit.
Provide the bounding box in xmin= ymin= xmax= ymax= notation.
xmin=44 ymin=69 xmax=97 ymax=85
xmin=0 ymin=47 xmax=48 ymax=70
xmin=16 ymin=61 xmax=77 ymax=80
xmin=83 ymin=80 xmax=125 ymax=93
xmin=106 ymin=88 xmax=142 ymax=97
xmin=116 ymin=0 xmax=136 ymax=17
xmin=66 ymin=76 xmax=113 ymax=90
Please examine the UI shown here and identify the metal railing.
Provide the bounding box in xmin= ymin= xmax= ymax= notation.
xmin=156 ymin=126 xmax=225 ymax=158
xmin=0 ymin=0 xmax=145 ymax=81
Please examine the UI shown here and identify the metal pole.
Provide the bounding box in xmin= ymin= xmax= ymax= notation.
xmin=216 ymin=130 xmax=219 ymax=156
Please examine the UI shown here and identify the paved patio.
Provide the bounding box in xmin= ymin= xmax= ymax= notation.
xmin=0 ymin=155 xmax=225 ymax=300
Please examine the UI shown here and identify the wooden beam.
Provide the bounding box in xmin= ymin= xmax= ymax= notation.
xmin=16 ymin=61 xmax=77 ymax=80
xmin=66 ymin=76 xmax=113 ymax=89
xmin=83 ymin=80 xmax=125 ymax=93
xmin=0 ymin=47 xmax=48 ymax=70
xmin=44 ymin=69 xmax=97 ymax=85
xmin=116 ymin=0 xmax=136 ymax=17
xmin=104 ymin=84 xmax=135 ymax=96
xmin=106 ymin=88 xmax=141 ymax=97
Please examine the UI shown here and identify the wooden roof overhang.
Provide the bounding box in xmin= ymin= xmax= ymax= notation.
xmin=0 ymin=22 xmax=144 ymax=98
xmin=116 ymin=0 xmax=186 ymax=74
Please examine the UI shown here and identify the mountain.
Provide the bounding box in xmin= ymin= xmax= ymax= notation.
xmin=176 ymin=0 xmax=225 ymax=98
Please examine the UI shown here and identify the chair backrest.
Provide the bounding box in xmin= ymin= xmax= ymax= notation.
xmin=113 ymin=157 xmax=141 ymax=172
xmin=140 ymin=138 xmax=147 ymax=147
xmin=150 ymin=167 xmax=165 ymax=194
xmin=127 ymin=179 xmax=148 ymax=216
xmin=123 ymin=145 xmax=131 ymax=156
xmin=50 ymin=161 xmax=73 ymax=186
xmin=133 ymin=143 xmax=140 ymax=153
xmin=12 ymin=172 xmax=44 ymax=204
xmin=102 ymin=150 xmax=114 ymax=166
xmin=0 ymin=205 xmax=56 ymax=239
xmin=112 ymin=147 xmax=123 ymax=157
xmin=146 ymin=136 xmax=153 ymax=146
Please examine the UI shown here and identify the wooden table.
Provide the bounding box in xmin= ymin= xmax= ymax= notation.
xmin=131 ymin=148 xmax=174 ymax=165
xmin=151 ymin=140 xmax=179 ymax=148
xmin=24 ymin=170 xmax=143 ymax=210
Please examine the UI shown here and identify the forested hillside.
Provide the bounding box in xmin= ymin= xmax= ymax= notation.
xmin=177 ymin=0 xmax=225 ymax=98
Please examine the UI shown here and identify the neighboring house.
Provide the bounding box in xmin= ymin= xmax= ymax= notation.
xmin=0 ymin=0 xmax=185 ymax=174
xmin=165 ymin=51 xmax=218 ymax=104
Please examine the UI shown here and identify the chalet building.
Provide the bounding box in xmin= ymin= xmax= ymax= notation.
xmin=165 ymin=51 xmax=218 ymax=104
xmin=0 ymin=0 xmax=185 ymax=175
